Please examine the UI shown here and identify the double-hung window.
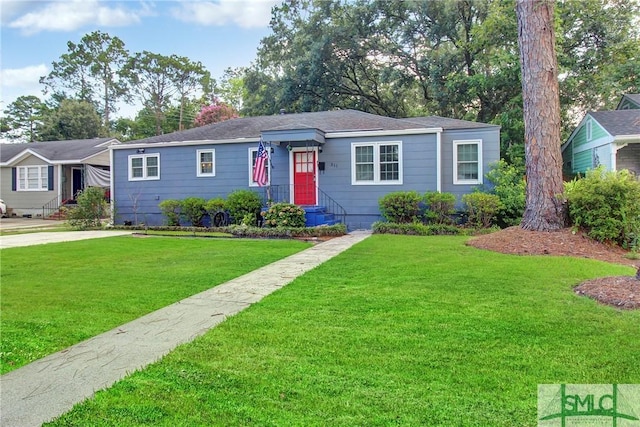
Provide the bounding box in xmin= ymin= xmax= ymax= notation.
xmin=197 ymin=149 xmax=215 ymax=177
xmin=17 ymin=166 xmax=48 ymax=191
xmin=248 ymin=147 xmax=269 ymax=186
xmin=351 ymin=142 xmax=402 ymax=185
xmin=128 ymin=153 xmax=160 ymax=181
xmin=453 ymin=140 xmax=482 ymax=185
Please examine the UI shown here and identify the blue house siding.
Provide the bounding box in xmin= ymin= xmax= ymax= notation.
xmin=315 ymin=133 xmax=439 ymax=229
xmin=114 ymin=142 xmax=279 ymax=225
xmin=440 ymin=128 xmax=500 ymax=202
xmin=111 ymin=111 xmax=501 ymax=229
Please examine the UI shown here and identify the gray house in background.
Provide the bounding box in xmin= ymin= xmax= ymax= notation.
xmin=111 ymin=110 xmax=500 ymax=229
xmin=0 ymin=138 xmax=115 ymax=218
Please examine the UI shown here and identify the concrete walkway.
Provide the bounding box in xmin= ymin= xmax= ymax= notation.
xmin=0 ymin=230 xmax=372 ymax=426
xmin=0 ymin=230 xmax=133 ymax=249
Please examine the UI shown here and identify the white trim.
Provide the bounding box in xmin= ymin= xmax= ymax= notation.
xmin=453 ymin=139 xmax=483 ymax=185
xmin=350 ymin=141 xmax=403 ymax=185
xmin=196 ymin=149 xmax=216 ymax=177
xmin=436 ymin=131 xmax=442 ymax=192
xmin=328 ymin=127 xmax=442 ymax=138
xmin=111 ymin=137 xmax=262 ymax=150
xmin=128 ymin=153 xmax=160 ymax=181
xmin=57 ymin=164 xmax=63 ymax=202
xmin=586 ymin=119 xmax=592 ymax=141
xmin=16 ymin=165 xmax=49 ymax=191
xmin=572 ymin=136 xmax=614 ymax=154
xmin=614 ymin=135 xmax=640 ymax=143
xmin=110 ymin=147 xmax=115 ymax=224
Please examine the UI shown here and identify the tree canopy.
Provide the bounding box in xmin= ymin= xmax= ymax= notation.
xmin=2 ymin=0 xmax=638 ymax=150
xmin=242 ymin=0 xmax=639 ymax=162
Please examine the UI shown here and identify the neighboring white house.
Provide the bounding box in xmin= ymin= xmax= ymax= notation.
xmin=0 ymin=138 xmax=117 ymax=217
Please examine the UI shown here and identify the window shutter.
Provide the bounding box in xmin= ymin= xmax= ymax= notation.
xmin=11 ymin=167 xmax=16 ymax=191
xmin=48 ymin=166 xmax=54 ymax=190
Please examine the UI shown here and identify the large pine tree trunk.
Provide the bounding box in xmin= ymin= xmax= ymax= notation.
xmin=516 ymin=0 xmax=567 ymax=231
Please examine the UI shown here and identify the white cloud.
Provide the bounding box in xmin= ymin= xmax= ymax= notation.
xmin=170 ymin=0 xmax=277 ymax=29
xmin=0 ymin=64 xmax=48 ymax=112
xmin=7 ymin=0 xmax=145 ymax=35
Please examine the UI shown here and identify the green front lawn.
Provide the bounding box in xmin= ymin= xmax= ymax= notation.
xmin=0 ymin=236 xmax=311 ymax=374
xmin=43 ymin=235 xmax=638 ymax=426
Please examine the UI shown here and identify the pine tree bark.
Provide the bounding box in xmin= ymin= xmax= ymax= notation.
xmin=516 ymin=0 xmax=567 ymax=231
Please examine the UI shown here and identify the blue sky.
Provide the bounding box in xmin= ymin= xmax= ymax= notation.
xmin=0 ymin=0 xmax=278 ymax=118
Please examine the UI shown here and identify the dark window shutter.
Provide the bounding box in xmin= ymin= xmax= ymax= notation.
xmin=48 ymin=166 xmax=54 ymax=190
xmin=12 ymin=167 xmax=16 ymax=191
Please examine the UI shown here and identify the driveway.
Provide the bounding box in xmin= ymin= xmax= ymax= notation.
xmin=0 ymin=217 xmax=66 ymax=231
xmin=0 ymin=230 xmax=133 ymax=249
xmin=0 ymin=218 xmax=132 ymax=249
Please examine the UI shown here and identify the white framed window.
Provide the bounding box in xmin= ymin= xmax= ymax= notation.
xmin=248 ymin=147 xmax=269 ymax=186
xmin=586 ymin=119 xmax=592 ymax=141
xmin=17 ymin=166 xmax=48 ymax=191
xmin=453 ymin=140 xmax=482 ymax=185
xmin=351 ymin=142 xmax=402 ymax=185
xmin=196 ymin=149 xmax=215 ymax=177
xmin=128 ymin=153 xmax=160 ymax=181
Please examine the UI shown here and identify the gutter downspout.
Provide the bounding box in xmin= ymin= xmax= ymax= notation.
xmin=436 ymin=130 xmax=442 ymax=192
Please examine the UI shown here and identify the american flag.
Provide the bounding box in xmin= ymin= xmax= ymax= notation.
xmin=253 ymin=139 xmax=268 ymax=187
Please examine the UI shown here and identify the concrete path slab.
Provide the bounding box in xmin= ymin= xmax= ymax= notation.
xmin=0 ymin=230 xmax=133 ymax=249
xmin=0 ymin=230 xmax=371 ymax=426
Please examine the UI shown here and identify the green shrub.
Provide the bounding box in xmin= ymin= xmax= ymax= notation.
xmin=66 ymin=187 xmax=108 ymax=230
xmin=564 ymin=167 xmax=640 ymax=248
xmin=424 ymin=191 xmax=456 ymax=224
xmin=462 ymin=192 xmax=503 ymax=228
xmin=484 ymin=160 xmax=526 ymax=227
xmin=205 ymin=197 xmax=226 ymax=215
xmin=158 ymin=199 xmax=181 ymax=226
xmin=181 ymin=197 xmax=206 ymax=227
xmin=372 ymin=221 xmax=469 ymax=236
xmin=226 ymin=190 xmax=263 ymax=225
xmin=263 ymin=203 xmax=306 ymax=228
xmin=379 ymin=191 xmax=423 ymax=223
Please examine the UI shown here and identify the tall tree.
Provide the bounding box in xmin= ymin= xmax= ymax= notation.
xmin=516 ymin=0 xmax=566 ymax=231
xmin=247 ymin=0 xmax=638 ymax=163
xmin=213 ymin=67 xmax=247 ymax=111
xmin=123 ymin=51 xmax=179 ymax=136
xmin=40 ymin=31 xmax=130 ymax=129
xmin=38 ymin=99 xmax=103 ymax=141
xmin=170 ymin=55 xmax=210 ymax=131
xmin=123 ymin=52 xmax=211 ymax=135
xmin=2 ymin=95 xmax=48 ymax=142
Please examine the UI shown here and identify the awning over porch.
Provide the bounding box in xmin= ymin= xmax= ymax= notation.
xmin=85 ymin=164 xmax=110 ymax=187
xmin=261 ymin=126 xmax=326 ymax=146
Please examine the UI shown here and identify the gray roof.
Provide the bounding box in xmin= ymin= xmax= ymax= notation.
xmin=127 ymin=109 xmax=497 ymax=144
xmin=589 ymin=110 xmax=640 ymax=136
xmin=623 ymin=94 xmax=640 ymax=105
xmin=0 ymin=138 xmax=116 ymax=164
xmin=403 ymin=116 xmax=499 ymax=130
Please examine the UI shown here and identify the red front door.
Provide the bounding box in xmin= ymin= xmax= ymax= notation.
xmin=293 ymin=151 xmax=316 ymax=205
